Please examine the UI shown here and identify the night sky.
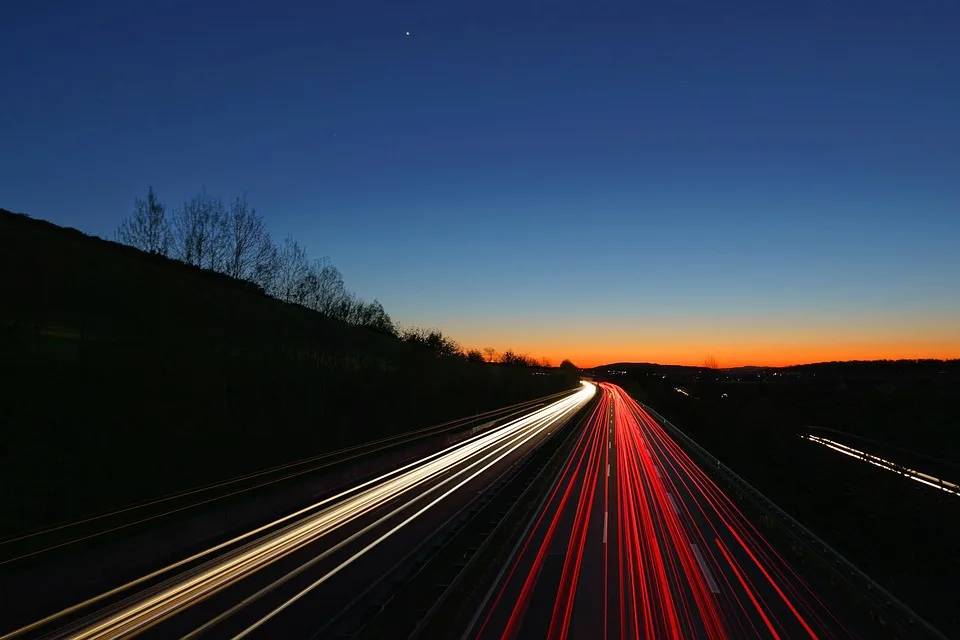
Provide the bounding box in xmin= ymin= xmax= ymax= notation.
xmin=3 ymin=1 xmax=959 ymax=367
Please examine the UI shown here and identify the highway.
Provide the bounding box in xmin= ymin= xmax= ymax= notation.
xmin=0 ymin=383 xmax=596 ymax=640
xmin=3 ymin=380 xmax=929 ymax=639
xmin=471 ymin=382 xmax=864 ymax=640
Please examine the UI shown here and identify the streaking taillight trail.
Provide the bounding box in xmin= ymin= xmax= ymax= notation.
xmin=477 ymin=383 xmax=856 ymax=640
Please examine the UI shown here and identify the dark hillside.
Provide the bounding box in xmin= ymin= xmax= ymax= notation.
xmin=0 ymin=210 xmax=578 ymax=535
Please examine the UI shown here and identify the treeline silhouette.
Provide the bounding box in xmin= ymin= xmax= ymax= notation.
xmin=0 ymin=207 xmax=579 ymax=537
xmin=113 ymin=187 xmax=557 ymax=365
xmin=607 ymin=361 xmax=960 ymax=636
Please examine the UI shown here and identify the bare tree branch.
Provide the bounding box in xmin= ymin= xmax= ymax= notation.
xmin=223 ymin=195 xmax=272 ymax=282
xmin=402 ymin=326 xmax=461 ymax=357
xmin=500 ymin=350 xmax=535 ymax=366
xmin=350 ymin=299 xmax=396 ymax=335
xmin=116 ymin=187 xmax=171 ymax=255
xmin=274 ymin=235 xmax=310 ymax=303
xmin=250 ymin=233 xmax=279 ymax=293
xmin=307 ymin=258 xmax=351 ymax=317
xmin=171 ymin=189 xmax=227 ymax=270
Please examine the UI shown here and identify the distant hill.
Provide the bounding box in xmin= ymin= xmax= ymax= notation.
xmin=591 ymin=360 xmax=958 ymax=374
xmin=590 ymin=362 xmax=700 ymax=372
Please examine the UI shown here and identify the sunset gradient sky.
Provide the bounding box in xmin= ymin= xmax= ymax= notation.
xmin=2 ymin=1 xmax=959 ymax=368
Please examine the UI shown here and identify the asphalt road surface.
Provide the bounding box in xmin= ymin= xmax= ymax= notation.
xmin=471 ymin=382 xmax=871 ymax=640
xmin=5 ymin=381 xmax=930 ymax=640
xmin=0 ymin=384 xmax=596 ymax=640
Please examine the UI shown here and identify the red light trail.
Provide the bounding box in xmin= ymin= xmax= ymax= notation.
xmin=475 ymin=383 xmax=857 ymax=639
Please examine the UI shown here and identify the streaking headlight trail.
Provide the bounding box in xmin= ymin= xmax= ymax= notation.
xmin=4 ymin=383 xmax=595 ymax=640
xmin=802 ymin=434 xmax=959 ymax=497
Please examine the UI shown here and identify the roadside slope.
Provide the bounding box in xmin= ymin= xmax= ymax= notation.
xmin=0 ymin=209 xmax=578 ymax=536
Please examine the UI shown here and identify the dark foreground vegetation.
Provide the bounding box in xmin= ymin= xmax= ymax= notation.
xmin=0 ymin=209 xmax=578 ymax=537
xmin=596 ymin=360 xmax=960 ymax=637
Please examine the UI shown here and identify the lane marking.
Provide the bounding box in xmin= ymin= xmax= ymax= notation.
xmin=603 ymin=512 xmax=608 ymax=544
xmin=691 ymin=543 xmax=721 ymax=593
xmin=655 ymin=466 xmax=662 ymax=479
xmin=666 ymin=493 xmax=680 ymax=516
xmin=607 ymin=464 xmax=610 ymax=477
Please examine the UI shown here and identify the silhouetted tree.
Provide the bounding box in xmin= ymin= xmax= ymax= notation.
xmin=704 ymin=354 xmax=719 ymax=370
xmin=560 ymin=359 xmax=578 ymax=370
xmin=172 ymin=189 xmax=228 ymax=270
xmin=427 ymin=331 xmax=462 ymax=356
xmin=334 ymin=297 xmax=395 ymax=335
xmin=274 ymin=235 xmax=310 ymax=304
xmin=111 ymin=187 xmax=552 ymax=366
xmin=333 ymin=294 xmax=361 ymax=324
xmin=537 ymin=356 xmax=553 ymax=368
xmin=402 ymin=327 xmax=461 ymax=357
xmin=501 ymin=350 xmax=535 ymax=366
xmin=251 ymin=240 xmax=280 ymax=293
xmin=116 ymin=187 xmax=171 ymax=255
xmin=301 ymin=258 xmax=351 ymax=318
xmin=223 ymin=195 xmax=274 ymax=282
xmin=350 ymin=299 xmax=396 ymax=335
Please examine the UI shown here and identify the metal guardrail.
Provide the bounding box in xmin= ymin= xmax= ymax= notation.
xmin=637 ymin=401 xmax=949 ymax=640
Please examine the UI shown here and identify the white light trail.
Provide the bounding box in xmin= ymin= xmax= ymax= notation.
xmin=230 ymin=397 xmax=584 ymax=638
xmin=803 ymin=434 xmax=959 ymax=497
xmin=23 ymin=383 xmax=595 ymax=640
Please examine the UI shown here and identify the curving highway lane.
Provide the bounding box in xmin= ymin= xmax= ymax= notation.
xmin=2 ymin=383 xmax=596 ymax=640
xmin=472 ymin=382 xmax=867 ymax=640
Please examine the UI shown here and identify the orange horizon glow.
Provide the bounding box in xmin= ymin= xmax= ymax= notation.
xmin=463 ymin=329 xmax=960 ymax=370
xmin=436 ymin=309 xmax=960 ymax=370
xmin=469 ymin=347 xmax=960 ymax=370
xmin=555 ymin=349 xmax=960 ymax=370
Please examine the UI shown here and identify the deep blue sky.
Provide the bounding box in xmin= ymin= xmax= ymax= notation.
xmin=3 ymin=0 xmax=959 ymax=365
